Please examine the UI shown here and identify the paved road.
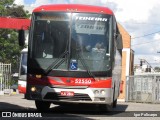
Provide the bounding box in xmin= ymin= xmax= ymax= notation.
xmin=0 ymin=94 xmax=160 ymax=120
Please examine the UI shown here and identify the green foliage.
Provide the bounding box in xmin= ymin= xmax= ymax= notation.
xmin=6 ymin=5 xmax=31 ymax=18
xmin=0 ymin=0 xmax=30 ymax=72
xmin=0 ymin=0 xmax=14 ymax=16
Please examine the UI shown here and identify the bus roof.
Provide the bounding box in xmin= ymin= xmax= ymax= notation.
xmin=33 ymin=4 xmax=113 ymax=15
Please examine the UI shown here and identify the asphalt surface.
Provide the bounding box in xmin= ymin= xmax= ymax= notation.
xmin=0 ymin=94 xmax=160 ymax=120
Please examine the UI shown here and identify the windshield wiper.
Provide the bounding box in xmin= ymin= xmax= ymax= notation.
xmin=45 ymin=51 xmax=68 ymax=75
xmin=76 ymin=50 xmax=96 ymax=80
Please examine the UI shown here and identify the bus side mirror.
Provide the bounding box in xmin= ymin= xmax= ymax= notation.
xmin=117 ymin=34 xmax=123 ymax=50
xmin=18 ymin=29 xmax=25 ymax=46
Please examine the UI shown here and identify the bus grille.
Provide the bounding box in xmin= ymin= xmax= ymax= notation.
xmin=44 ymin=92 xmax=92 ymax=101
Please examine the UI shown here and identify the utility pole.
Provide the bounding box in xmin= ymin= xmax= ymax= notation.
xmin=139 ymin=58 xmax=155 ymax=72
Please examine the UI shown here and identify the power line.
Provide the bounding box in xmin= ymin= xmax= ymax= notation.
xmin=120 ymin=21 xmax=160 ymax=26
xmin=131 ymin=31 xmax=160 ymax=39
xmin=119 ymin=22 xmax=160 ymax=39
xmin=132 ymin=39 xmax=160 ymax=46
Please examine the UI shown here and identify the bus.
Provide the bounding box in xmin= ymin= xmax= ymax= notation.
xmin=19 ymin=4 xmax=123 ymax=111
xmin=18 ymin=48 xmax=27 ymax=94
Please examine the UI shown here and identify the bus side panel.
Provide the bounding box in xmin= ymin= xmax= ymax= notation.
xmin=112 ymin=49 xmax=122 ymax=101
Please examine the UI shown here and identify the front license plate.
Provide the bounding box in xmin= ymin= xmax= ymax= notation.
xmin=60 ymin=91 xmax=74 ymax=96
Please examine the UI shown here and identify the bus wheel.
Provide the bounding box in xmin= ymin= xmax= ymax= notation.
xmin=35 ymin=100 xmax=51 ymax=112
xmin=112 ymin=85 xmax=117 ymax=108
xmin=113 ymin=99 xmax=117 ymax=108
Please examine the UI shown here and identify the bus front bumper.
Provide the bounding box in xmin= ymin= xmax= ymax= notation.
xmin=25 ymin=85 xmax=113 ymax=105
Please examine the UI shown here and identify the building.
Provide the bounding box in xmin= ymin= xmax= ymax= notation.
xmin=134 ymin=65 xmax=155 ymax=74
xmin=118 ymin=23 xmax=134 ymax=100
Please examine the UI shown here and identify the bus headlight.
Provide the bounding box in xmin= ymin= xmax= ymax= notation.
xmin=94 ymin=89 xmax=106 ymax=95
xmin=94 ymin=90 xmax=99 ymax=95
xmin=31 ymin=86 xmax=36 ymax=92
xmin=100 ymin=90 xmax=105 ymax=95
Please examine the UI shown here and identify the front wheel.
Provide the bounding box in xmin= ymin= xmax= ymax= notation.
xmin=35 ymin=100 xmax=51 ymax=112
xmin=113 ymin=99 xmax=117 ymax=108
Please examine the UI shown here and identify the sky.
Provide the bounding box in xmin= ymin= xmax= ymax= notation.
xmin=14 ymin=0 xmax=160 ymax=67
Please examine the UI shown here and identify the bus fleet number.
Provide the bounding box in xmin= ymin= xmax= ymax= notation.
xmin=75 ymin=79 xmax=92 ymax=84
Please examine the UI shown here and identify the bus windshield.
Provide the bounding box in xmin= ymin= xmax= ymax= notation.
xmin=29 ymin=12 xmax=112 ymax=73
xmin=20 ymin=52 xmax=27 ymax=75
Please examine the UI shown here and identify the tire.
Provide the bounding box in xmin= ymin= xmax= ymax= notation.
xmin=35 ymin=100 xmax=51 ymax=112
xmin=113 ymin=99 xmax=117 ymax=108
xmin=112 ymin=84 xmax=117 ymax=108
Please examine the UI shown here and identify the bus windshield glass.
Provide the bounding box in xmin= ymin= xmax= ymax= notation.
xmin=29 ymin=12 xmax=112 ymax=72
xmin=71 ymin=13 xmax=111 ymax=71
xmin=20 ymin=52 xmax=27 ymax=75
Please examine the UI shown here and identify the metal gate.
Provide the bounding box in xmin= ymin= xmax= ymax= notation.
xmin=126 ymin=74 xmax=160 ymax=103
xmin=0 ymin=63 xmax=11 ymax=95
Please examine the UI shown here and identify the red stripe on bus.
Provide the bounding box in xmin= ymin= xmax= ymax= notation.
xmin=28 ymin=76 xmax=112 ymax=88
xmin=90 ymin=79 xmax=112 ymax=88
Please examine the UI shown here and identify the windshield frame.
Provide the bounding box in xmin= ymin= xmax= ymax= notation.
xmin=28 ymin=12 xmax=113 ymax=77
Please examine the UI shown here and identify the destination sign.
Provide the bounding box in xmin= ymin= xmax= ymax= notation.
xmin=36 ymin=15 xmax=68 ymax=21
xmin=75 ymin=16 xmax=108 ymax=22
xmin=75 ymin=23 xmax=106 ymax=35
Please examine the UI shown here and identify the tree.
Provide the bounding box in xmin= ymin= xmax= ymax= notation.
xmin=154 ymin=67 xmax=160 ymax=72
xmin=0 ymin=0 xmax=30 ymax=72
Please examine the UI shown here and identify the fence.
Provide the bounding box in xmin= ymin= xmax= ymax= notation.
xmin=0 ymin=63 xmax=11 ymax=95
xmin=126 ymin=74 xmax=160 ymax=103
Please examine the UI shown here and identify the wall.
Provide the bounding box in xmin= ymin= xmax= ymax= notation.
xmin=117 ymin=23 xmax=134 ymax=100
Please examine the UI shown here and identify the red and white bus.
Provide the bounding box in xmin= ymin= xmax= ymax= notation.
xmin=18 ymin=48 xmax=27 ymax=94
xmin=19 ymin=4 xmax=123 ymax=111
